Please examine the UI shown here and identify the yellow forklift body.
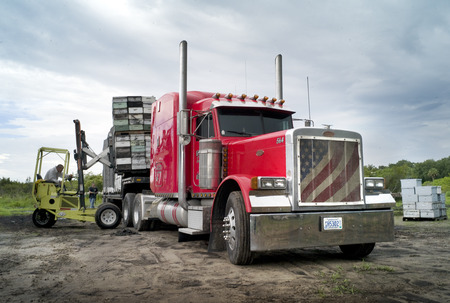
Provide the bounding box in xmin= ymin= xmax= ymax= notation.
xmin=32 ymin=147 xmax=96 ymax=223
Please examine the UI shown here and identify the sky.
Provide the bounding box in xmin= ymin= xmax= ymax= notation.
xmin=1 ymin=0 xmax=449 ymax=182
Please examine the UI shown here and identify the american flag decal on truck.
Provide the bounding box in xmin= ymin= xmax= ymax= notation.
xmin=298 ymin=138 xmax=361 ymax=203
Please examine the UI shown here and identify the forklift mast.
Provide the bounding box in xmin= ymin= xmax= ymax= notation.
xmin=73 ymin=119 xmax=113 ymax=209
xmin=74 ymin=119 xmax=86 ymax=209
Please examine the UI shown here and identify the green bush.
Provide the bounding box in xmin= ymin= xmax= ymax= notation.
xmin=0 ymin=178 xmax=34 ymax=214
xmin=0 ymin=177 xmax=33 ymax=197
xmin=423 ymin=176 xmax=450 ymax=194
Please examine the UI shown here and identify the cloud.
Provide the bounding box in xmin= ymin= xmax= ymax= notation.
xmin=0 ymin=0 xmax=449 ymax=181
xmin=0 ymin=154 xmax=10 ymax=163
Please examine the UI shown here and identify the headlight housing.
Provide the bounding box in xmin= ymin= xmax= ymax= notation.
xmin=251 ymin=177 xmax=287 ymax=190
xmin=364 ymin=177 xmax=385 ymax=190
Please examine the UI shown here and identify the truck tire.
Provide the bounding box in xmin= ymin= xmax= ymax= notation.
xmin=224 ymin=191 xmax=253 ymax=265
xmin=122 ymin=193 xmax=136 ymax=227
xmin=32 ymin=209 xmax=56 ymax=228
xmin=133 ymin=194 xmax=150 ymax=231
xmin=95 ymin=203 xmax=122 ymax=229
xmin=339 ymin=243 xmax=375 ymax=259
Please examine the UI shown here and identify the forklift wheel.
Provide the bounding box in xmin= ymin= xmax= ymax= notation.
xmin=95 ymin=203 xmax=122 ymax=229
xmin=32 ymin=209 xmax=56 ymax=228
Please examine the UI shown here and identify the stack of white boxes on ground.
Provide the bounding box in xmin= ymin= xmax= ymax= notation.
xmin=112 ymin=96 xmax=156 ymax=172
xmin=401 ymin=179 xmax=447 ymax=219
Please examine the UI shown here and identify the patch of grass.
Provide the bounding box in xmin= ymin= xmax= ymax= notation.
xmin=353 ymin=260 xmax=395 ymax=273
xmin=354 ymin=260 xmax=372 ymax=272
xmin=316 ymin=261 xmax=395 ymax=299
xmin=333 ymin=279 xmax=356 ymax=295
xmin=330 ymin=268 xmax=342 ymax=283
xmin=376 ymin=265 xmax=395 ymax=272
xmin=0 ymin=195 xmax=35 ymax=216
xmin=316 ymin=266 xmax=358 ymax=297
xmin=317 ymin=286 xmax=327 ymax=298
xmin=394 ymin=199 xmax=403 ymax=216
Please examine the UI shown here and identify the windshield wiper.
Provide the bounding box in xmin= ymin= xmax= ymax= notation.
xmin=224 ymin=130 xmax=253 ymax=137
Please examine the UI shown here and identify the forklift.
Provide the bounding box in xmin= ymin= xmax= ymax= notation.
xmin=31 ymin=120 xmax=122 ymax=229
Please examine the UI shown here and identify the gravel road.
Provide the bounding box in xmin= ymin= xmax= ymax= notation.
xmin=0 ymin=215 xmax=449 ymax=303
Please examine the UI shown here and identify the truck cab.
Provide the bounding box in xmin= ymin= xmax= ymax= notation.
xmin=150 ymin=91 xmax=293 ymax=197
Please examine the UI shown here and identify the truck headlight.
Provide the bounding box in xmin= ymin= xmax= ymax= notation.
xmin=251 ymin=177 xmax=287 ymax=189
xmin=364 ymin=178 xmax=384 ymax=189
xmin=375 ymin=179 xmax=384 ymax=188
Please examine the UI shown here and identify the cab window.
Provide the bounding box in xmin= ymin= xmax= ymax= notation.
xmin=196 ymin=113 xmax=215 ymax=139
xmin=217 ymin=108 xmax=292 ymax=137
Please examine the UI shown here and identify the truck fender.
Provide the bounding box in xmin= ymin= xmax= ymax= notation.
xmin=208 ymin=175 xmax=252 ymax=252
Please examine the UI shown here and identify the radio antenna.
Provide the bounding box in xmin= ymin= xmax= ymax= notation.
xmin=307 ymin=76 xmax=311 ymax=121
xmin=245 ymin=59 xmax=248 ymax=94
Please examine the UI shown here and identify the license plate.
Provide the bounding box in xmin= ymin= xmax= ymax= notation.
xmin=323 ymin=217 xmax=343 ymax=231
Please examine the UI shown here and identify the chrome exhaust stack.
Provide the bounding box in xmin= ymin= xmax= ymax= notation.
xmin=275 ymin=54 xmax=283 ymax=100
xmin=178 ymin=40 xmax=189 ymax=210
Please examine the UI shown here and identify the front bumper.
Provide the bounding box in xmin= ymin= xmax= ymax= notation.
xmin=249 ymin=209 xmax=394 ymax=251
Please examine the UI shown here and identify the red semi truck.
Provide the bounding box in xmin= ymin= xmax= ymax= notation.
xmin=114 ymin=41 xmax=395 ymax=264
xmin=103 ymin=41 xmax=395 ymax=265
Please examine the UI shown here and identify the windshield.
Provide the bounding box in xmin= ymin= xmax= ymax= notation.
xmin=217 ymin=108 xmax=293 ymax=137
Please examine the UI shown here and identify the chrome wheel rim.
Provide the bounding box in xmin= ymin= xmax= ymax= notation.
xmin=225 ymin=207 xmax=236 ymax=250
xmin=101 ymin=209 xmax=117 ymax=225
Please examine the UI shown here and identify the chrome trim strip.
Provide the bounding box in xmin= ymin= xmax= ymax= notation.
xmin=249 ymin=194 xmax=291 ymax=213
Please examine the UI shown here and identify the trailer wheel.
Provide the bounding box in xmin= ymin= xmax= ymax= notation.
xmin=32 ymin=209 xmax=56 ymax=228
xmin=122 ymin=193 xmax=136 ymax=227
xmin=95 ymin=203 xmax=122 ymax=229
xmin=224 ymin=191 xmax=253 ymax=265
xmin=339 ymin=243 xmax=375 ymax=259
xmin=133 ymin=195 xmax=150 ymax=231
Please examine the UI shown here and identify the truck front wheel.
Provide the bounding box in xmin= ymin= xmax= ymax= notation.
xmin=32 ymin=209 xmax=56 ymax=228
xmin=122 ymin=193 xmax=136 ymax=227
xmin=339 ymin=243 xmax=375 ymax=259
xmin=95 ymin=203 xmax=122 ymax=229
xmin=223 ymin=191 xmax=252 ymax=265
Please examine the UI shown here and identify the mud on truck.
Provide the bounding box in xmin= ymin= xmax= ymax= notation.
xmin=100 ymin=41 xmax=395 ymax=265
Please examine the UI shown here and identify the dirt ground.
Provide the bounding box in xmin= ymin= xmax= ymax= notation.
xmin=0 ymin=214 xmax=449 ymax=303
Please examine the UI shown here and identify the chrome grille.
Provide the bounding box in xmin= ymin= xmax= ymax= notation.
xmin=298 ymin=137 xmax=362 ymax=203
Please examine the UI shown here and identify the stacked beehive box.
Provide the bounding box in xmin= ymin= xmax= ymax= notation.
xmin=112 ymin=96 xmax=155 ymax=172
xmin=401 ymin=179 xmax=447 ymax=220
xmin=112 ymin=96 xmax=154 ymax=131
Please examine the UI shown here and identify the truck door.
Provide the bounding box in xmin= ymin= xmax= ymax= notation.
xmin=192 ymin=113 xmax=215 ymax=191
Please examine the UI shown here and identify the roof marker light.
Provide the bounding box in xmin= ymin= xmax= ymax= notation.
xmin=259 ymin=96 xmax=269 ymax=103
xmin=239 ymin=94 xmax=247 ymax=100
xmin=226 ymin=93 xmax=233 ymax=100
xmin=250 ymin=94 xmax=259 ymax=101
xmin=213 ymin=92 xmax=221 ymax=99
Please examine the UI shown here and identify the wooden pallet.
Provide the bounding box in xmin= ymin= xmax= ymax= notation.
xmin=402 ymin=215 xmax=448 ymax=222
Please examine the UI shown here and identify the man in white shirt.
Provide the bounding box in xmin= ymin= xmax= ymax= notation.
xmin=44 ymin=164 xmax=64 ymax=183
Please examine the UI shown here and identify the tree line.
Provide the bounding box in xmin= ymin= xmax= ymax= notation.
xmin=364 ymin=156 xmax=450 ymax=193
xmin=0 ymin=177 xmax=33 ymax=198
